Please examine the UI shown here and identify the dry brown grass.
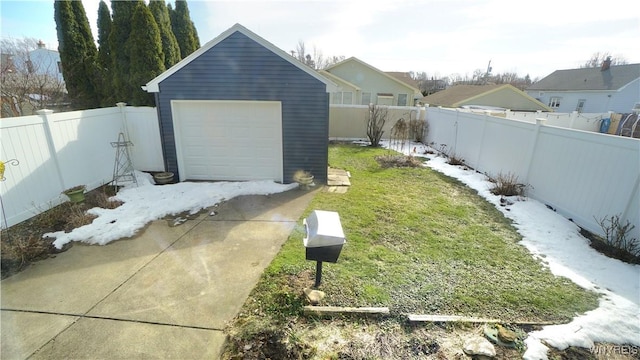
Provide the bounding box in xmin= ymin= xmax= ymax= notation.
xmin=489 ymin=172 xmax=529 ymax=197
xmin=375 ymin=154 xmax=426 ymax=168
xmin=1 ymin=185 xmax=122 ymax=279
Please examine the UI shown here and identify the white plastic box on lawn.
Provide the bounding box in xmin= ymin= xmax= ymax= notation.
xmin=303 ymin=210 xmax=346 ymax=248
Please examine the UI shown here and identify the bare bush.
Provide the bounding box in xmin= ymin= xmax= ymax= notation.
xmin=595 ymin=214 xmax=639 ymax=257
xmin=390 ymin=117 xmax=409 ymax=153
xmin=409 ymin=119 xmax=427 ymax=142
xmin=366 ymin=104 xmax=388 ymax=147
xmin=90 ymin=190 xmax=122 ymax=209
xmin=66 ymin=205 xmax=97 ymax=229
xmin=490 ymin=172 xmax=529 ymax=197
xmin=447 ymin=153 xmax=465 ymax=166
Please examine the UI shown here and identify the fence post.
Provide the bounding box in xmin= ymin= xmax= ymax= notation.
xmin=569 ymin=111 xmax=578 ymax=129
xmin=37 ymin=109 xmax=66 ymax=191
xmin=522 ymin=118 xmax=546 ymax=184
xmin=452 ymin=108 xmax=459 ymax=154
xmin=474 ymin=111 xmax=489 ymax=170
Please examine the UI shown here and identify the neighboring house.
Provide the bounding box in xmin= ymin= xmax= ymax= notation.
xmin=322 ymin=57 xmax=422 ymax=106
xmin=144 ymin=23 xmax=335 ymax=184
xmin=1 ymin=41 xmax=66 ymax=117
xmin=421 ymin=84 xmax=551 ymax=112
xmin=25 ymin=40 xmax=65 ymax=83
xmin=526 ymin=61 xmax=640 ymax=113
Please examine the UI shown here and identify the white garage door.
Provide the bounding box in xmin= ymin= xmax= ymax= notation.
xmin=171 ymin=100 xmax=283 ymax=182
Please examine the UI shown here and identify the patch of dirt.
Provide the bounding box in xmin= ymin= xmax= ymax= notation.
xmin=1 ymin=185 xmax=122 ymax=279
xmin=375 ymin=155 xmax=426 ymax=168
xmin=225 ymin=327 xmax=316 ymax=360
xmin=224 ymin=316 xmax=639 ymax=359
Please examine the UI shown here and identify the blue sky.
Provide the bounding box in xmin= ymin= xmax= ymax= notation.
xmin=1 ymin=0 xmax=639 ymax=79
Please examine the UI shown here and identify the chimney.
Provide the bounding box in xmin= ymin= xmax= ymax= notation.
xmin=37 ymin=40 xmax=46 ymax=49
xmin=601 ymin=56 xmax=611 ymax=71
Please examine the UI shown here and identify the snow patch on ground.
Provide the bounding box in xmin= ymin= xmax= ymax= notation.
xmin=45 ymin=172 xmax=297 ymax=249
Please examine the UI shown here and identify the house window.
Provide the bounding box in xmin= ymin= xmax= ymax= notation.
xmin=361 ymin=92 xmax=371 ymax=105
xmin=575 ymin=99 xmax=586 ymax=112
xmin=332 ymin=91 xmax=353 ymax=104
xmin=57 ymin=61 xmax=63 ymax=73
xmin=548 ymin=97 xmax=561 ymax=108
xmin=397 ymin=93 xmax=408 ymax=106
xmin=377 ymin=94 xmax=394 ymax=106
xmin=342 ymin=92 xmax=353 ymax=104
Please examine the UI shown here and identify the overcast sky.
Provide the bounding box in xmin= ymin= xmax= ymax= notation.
xmin=2 ymin=0 xmax=639 ymax=79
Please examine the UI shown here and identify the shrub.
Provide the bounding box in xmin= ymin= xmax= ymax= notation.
xmin=409 ymin=118 xmax=428 ymax=142
xmin=490 ymin=172 xmax=529 ymax=197
xmin=595 ymin=214 xmax=639 ymax=258
xmin=431 ymin=143 xmax=465 ymax=166
xmin=366 ymin=104 xmax=388 ymax=147
xmin=447 ymin=153 xmax=465 ymax=166
xmin=66 ymin=205 xmax=97 ymax=229
xmin=390 ymin=117 xmax=409 ymax=153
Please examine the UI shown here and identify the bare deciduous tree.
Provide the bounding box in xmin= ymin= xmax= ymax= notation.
xmin=1 ymin=38 xmax=66 ymax=117
xmin=291 ymin=41 xmax=344 ymax=70
xmin=581 ymin=52 xmax=628 ymax=68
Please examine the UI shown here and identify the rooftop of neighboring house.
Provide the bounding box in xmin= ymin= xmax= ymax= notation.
xmin=527 ymin=62 xmax=640 ymax=91
xmin=324 ymin=57 xmax=421 ymax=94
xmin=422 ymin=84 xmax=508 ymax=106
xmin=385 ymin=72 xmax=420 ymax=89
xmin=421 ymin=83 xmax=551 ymax=111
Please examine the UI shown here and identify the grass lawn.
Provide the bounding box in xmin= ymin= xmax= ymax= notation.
xmin=223 ymin=144 xmax=599 ymax=359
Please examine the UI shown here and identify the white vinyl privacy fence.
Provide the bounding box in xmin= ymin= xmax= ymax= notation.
xmin=424 ymin=106 xmax=639 ymax=240
xmin=1 ymin=104 xmax=163 ymax=227
xmin=3 ymin=103 xmax=638 ymax=241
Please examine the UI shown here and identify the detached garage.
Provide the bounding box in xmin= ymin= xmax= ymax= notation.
xmin=144 ymin=24 xmax=334 ymax=183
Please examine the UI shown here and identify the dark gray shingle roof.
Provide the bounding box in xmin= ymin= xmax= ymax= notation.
xmin=527 ymin=63 xmax=640 ymax=91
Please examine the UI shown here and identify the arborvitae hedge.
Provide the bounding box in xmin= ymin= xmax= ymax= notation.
xmin=129 ymin=3 xmax=165 ymax=106
xmin=54 ymin=0 xmax=100 ymax=109
xmin=149 ymin=0 xmax=181 ymax=69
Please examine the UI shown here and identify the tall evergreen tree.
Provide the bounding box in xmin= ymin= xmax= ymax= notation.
xmin=128 ymin=3 xmax=165 ymax=106
xmin=97 ymin=0 xmax=113 ymax=106
xmin=109 ymin=0 xmax=141 ymax=103
xmin=149 ymin=0 xmax=181 ymax=69
xmin=54 ymin=0 xmax=100 ymax=109
xmin=171 ymin=0 xmax=200 ymax=58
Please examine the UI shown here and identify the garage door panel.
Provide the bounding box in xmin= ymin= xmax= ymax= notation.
xmin=172 ymin=100 xmax=282 ymax=182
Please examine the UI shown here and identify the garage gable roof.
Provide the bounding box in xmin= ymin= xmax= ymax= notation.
xmin=144 ymin=23 xmax=336 ymax=93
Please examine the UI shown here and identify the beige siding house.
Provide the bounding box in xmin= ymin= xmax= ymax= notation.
xmin=322 ymin=57 xmax=422 ymax=106
xmin=422 ymin=84 xmax=551 ymax=112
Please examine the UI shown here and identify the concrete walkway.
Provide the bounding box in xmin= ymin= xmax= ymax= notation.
xmin=1 ymin=189 xmax=317 ymax=359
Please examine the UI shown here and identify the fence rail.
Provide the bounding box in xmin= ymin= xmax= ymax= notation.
xmin=1 ymin=104 xmax=163 ymax=227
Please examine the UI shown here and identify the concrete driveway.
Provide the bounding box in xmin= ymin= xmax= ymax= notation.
xmin=1 ymin=189 xmax=317 ymax=359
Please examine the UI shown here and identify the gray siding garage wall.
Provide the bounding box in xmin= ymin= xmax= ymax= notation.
xmin=154 ymin=31 xmax=329 ymax=183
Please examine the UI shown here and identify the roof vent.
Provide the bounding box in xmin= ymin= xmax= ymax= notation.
xmin=601 ymin=56 xmax=611 ymax=71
